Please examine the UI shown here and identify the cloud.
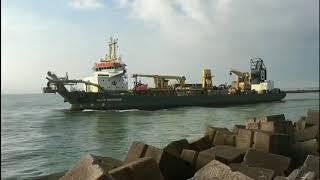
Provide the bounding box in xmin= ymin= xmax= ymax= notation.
xmin=68 ymin=0 xmax=104 ymax=10
xmin=1 ymin=0 xmax=318 ymax=93
xmin=117 ymin=0 xmax=239 ymax=46
xmin=119 ymin=0 xmax=318 ymax=45
xmin=118 ymin=0 xmax=318 ymax=87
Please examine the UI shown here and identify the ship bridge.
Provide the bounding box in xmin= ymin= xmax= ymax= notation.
xmin=83 ymin=37 xmax=128 ymax=92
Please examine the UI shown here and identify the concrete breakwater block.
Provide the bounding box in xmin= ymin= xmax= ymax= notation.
xmin=295 ymin=124 xmax=319 ymax=142
xmin=180 ymin=145 xmax=246 ymax=172
xmin=294 ymin=139 xmax=318 ymax=155
xmin=180 ymin=149 xmax=198 ymax=167
xmin=125 ymin=141 xmax=193 ymax=180
xmin=291 ymin=139 xmax=319 ymax=167
xmin=306 ymin=109 xmax=319 ymax=125
xmin=204 ymin=126 xmax=229 ymax=145
xmin=258 ymin=114 xmax=286 ymax=122
xmin=109 ymin=157 xmax=164 ymax=180
xmin=260 ymin=120 xmax=294 ymax=135
xmin=245 ymin=114 xmax=287 ymax=132
xmin=124 ymin=142 xmax=148 ymax=163
xmin=243 ymin=149 xmax=291 ymax=176
xmin=245 ymin=118 xmax=260 ymax=130
xmin=60 ymin=154 xmax=122 ymax=180
xmin=191 ymin=160 xmax=253 ymax=180
xmin=189 ymin=136 xmax=212 ymax=151
xmin=233 ymin=125 xmax=246 ymax=134
xmin=201 ymin=145 xmax=246 ymax=165
xmin=180 ymin=149 xmax=214 ymax=171
xmin=295 ymin=116 xmax=307 ymax=131
xmin=163 ymin=139 xmax=191 ymax=158
xmin=229 ymin=163 xmax=275 ymax=180
xmin=212 ymin=129 xmax=235 ymax=146
xmin=253 ymin=130 xmax=291 ymax=156
xmin=235 ymin=128 xmax=254 ymax=149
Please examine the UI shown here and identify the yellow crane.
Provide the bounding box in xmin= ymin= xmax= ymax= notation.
xmin=229 ymin=69 xmax=251 ymax=92
xmin=202 ymin=69 xmax=213 ymax=89
xmin=132 ymin=74 xmax=186 ymax=89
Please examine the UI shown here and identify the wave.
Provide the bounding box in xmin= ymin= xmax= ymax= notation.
xmin=285 ymin=98 xmax=319 ymax=102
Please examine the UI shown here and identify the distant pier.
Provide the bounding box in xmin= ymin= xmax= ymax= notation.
xmin=284 ymin=89 xmax=320 ymax=93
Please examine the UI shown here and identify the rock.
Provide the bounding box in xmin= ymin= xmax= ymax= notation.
xmin=287 ymin=168 xmax=300 ymax=179
xmin=189 ymin=136 xmax=212 ymax=151
xmin=109 ymin=157 xmax=164 ymax=180
xmin=235 ymin=128 xmax=254 ymax=149
xmin=273 ymin=176 xmax=288 ymax=180
xmin=306 ymin=109 xmax=319 ymax=125
xmin=224 ymin=171 xmax=254 ymax=180
xmin=192 ymin=160 xmax=231 ymax=180
xmin=253 ymin=130 xmax=291 ymax=156
xmin=287 ymin=170 xmax=317 ymax=180
xmin=300 ymin=171 xmax=317 ymax=179
xmin=60 ymin=154 xmax=121 ymax=180
xmin=125 ymin=142 xmax=193 ymax=180
xmin=229 ymin=163 xmax=275 ymax=180
xmin=304 ymin=154 xmax=319 ymax=167
xmin=192 ymin=160 xmax=253 ymax=180
xmin=295 ymin=125 xmax=319 ymax=142
xmin=274 ymin=159 xmax=319 ymax=180
xmin=243 ymin=149 xmax=291 ymax=176
xmin=163 ymin=139 xmax=191 ymax=157
xmin=296 ymin=155 xmax=320 ymax=179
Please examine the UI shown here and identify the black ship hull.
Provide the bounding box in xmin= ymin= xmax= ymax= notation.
xmin=57 ymin=90 xmax=286 ymax=111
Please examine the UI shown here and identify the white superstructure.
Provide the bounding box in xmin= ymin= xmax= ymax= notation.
xmin=83 ymin=37 xmax=128 ymax=92
xmin=251 ymin=80 xmax=274 ymax=94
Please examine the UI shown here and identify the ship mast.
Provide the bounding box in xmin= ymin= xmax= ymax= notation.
xmin=106 ymin=37 xmax=118 ymax=61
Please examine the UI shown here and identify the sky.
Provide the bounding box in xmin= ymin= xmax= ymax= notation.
xmin=1 ymin=0 xmax=319 ymax=94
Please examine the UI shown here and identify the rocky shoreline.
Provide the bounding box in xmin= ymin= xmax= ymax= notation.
xmin=38 ymin=110 xmax=319 ymax=180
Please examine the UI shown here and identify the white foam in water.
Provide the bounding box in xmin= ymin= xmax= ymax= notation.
xmin=81 ymin=109 xmax=141 ymax=112
xmin=82 ymin=109 xmax=105 ymax=112
xmin=117 ymin=109 xmax=140 ymax=112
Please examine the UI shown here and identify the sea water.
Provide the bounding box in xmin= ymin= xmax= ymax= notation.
xmin=1 ymin=93 xmax=319 ymax=179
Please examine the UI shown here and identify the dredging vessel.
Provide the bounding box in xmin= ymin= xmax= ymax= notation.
xmin=43 ymin=37 xmax=286 ymax=111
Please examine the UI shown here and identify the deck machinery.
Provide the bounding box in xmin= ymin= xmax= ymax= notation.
xmin=43 ymin=37 xmax=285 ymax=111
